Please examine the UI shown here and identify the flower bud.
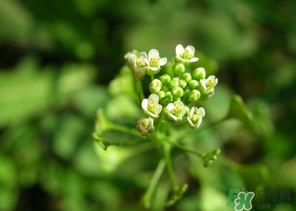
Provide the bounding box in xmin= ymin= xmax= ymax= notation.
xmin=168 ymin=77 xmax=179 ymax=89
xmin=189 ymin=89 xmax=201 ymax=102
xmin=192 ymin=67 xmax=206 ymax=80
xmin=179 ymin=80 xmax=187 ymax=89
xmin=137 ymin=117 xmax=155 ymax=136
xmin=184 ymin=88 xmax=191 ymax=99
xmin=157 ymin=90 xmax=166 ymax=99
xmin=188 ymin=80 xmax=199 ymax=90
xmin=171 ymin=86 xmax=184 ymax=99
xmin=182 ymin=73 xmax=192 ymax=82
xmin=159 ymin=74 xmax=171 ymax=84
xmin=173 ymin=63 xmax=185 ymax=75
xmin=149 ymin=79 xmax=162 ymax=94
xmin=165 ymin=91 xmax=173 ymax=101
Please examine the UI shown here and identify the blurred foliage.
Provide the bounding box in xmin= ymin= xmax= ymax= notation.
xmin=0 ymin=0 xmax=296 ymax=210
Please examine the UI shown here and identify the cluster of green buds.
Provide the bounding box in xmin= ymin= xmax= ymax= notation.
xmin=125 ymin=44 xmax=218 ymax=136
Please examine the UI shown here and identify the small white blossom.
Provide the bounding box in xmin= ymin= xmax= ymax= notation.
xmin=137 ymin=117 xmax=155 ymax=136
xmin=124 ymin=51 xmax=148 ymax=81
xmin=187 ymin=107 xmax=205 ymax=129
xmin=167 ymin=101 xmax=186 ymax=121
xmin=200 ymin=75 xmax=218 ymax=94
xmin=141 ymin=94 xmax=162 ymax=118
xmin=144 ymin=49 xmax=167 ymax=75
xmin=175 ymin=44 xmax=199 ymax=64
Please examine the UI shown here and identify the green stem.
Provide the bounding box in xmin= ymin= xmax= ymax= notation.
xmin=136 ymin=81 xmax=145 ymax=103
xmin=150 ymin=75 xmax=154 ymax=81
xmin=109 ymin=123 xmax=143 ymax=138
xmin=164 ymin=139 xmax=204 ymax=158
xmin=140 ymin=159 xmax=166 ymax=209
xmin=164 ymin=143 xmax=178 ymax=189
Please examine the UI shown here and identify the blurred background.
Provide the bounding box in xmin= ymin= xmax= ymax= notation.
xmin=0 ymin=0 xmax=296 ymax=210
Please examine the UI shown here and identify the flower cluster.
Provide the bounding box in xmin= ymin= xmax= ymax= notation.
xmin=125 ymin=44 xmax=218 ymax=136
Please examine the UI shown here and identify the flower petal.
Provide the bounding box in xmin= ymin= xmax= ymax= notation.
xmin=149 ymin=49 xmax=159 ymax=59
xmin=148 ymin=67 xmax=159 ymax=71
xmin=141 ymin=99 xmax=148 ymax=110
xmin=175 ymin=101 xmax=184 ymax=108
xmin=148 ymin=94 xmax=159 ymax=103
xmin=200 ymin=79 xmax=206 ymax=89
xmin=186 ymin=45 xmax=195 ymax=55
xmin=176 ymin=44 xmax=184 ymax=56
xmin=189 ymin=107 xmax=195 ymax=117
xmin=169 ymin=113 xmax=178 ymax=121
xmin=167 ymin=103 xmax=174 ymax=112
xmin=189 ymin=57 xmax=199 ymax=62
xmin=156 ymin=105 xmax=162 ymax=115
xmin=198 ymin=107 xmax=206 ymax=118
xmin=158 ymin=57 xmax=167 ymax=66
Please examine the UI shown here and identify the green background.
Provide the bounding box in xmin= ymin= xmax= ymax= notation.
xmin=0 ymin=0 xmax=295 ymax=210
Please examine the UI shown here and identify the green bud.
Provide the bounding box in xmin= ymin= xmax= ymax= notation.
xmin=184 ymin=88 xmax=191 ymax=99
xmin=171 ymin=87 xmax=184 ymax=99
xmin=168 ymin=77 xmax=179 ymax=89
xmin=188 ymin=80 xmax=199 ymax=90
xmin=162 ymin=85 xmax=170 ymax=92
xmin=179 ymin=80 xmax=187 ymax=89
xmin=159 ymin=74 xmax=171 ymax=84
xmin=192 ymin=67 xmax=206 ymax=80
xmin=157 ymin=90 xmax=166 ymax=99
xmin=165 ymin=91 xmax=173 ymax=100
xmin=173 ymin=63 xmax=185 ymax=75
xmin=149 ymin=79 xmax=162 ymax=94
xmin=182 ymin=73 xmax=192 ymax=82
xmin=189 ymin=89 xmax=201 ymax=102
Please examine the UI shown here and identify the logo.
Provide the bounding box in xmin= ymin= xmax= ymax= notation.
xmin=226 ymin=188 xmax=254 ymax=211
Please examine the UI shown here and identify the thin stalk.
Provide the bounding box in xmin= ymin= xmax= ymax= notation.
xmin=109 ymin=123 xmax=143 ymax=138
xmin=139 ymin=159 xmax=166 ymax=209
xmin=164 ymin=139 xmax=204 ymax=158
xmin=150 ymin=75 xmax=154 ymax=81
xmin=164 ymin=143 xmax=178 ymax=189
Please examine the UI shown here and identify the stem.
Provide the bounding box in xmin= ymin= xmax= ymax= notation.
xmin=140 ymin=159 xmax=166 ymax=209
xmin=150 ymin=75 xmax=154 ymax=81
xmin=136 ymin=81 xmax=145 ymax=103
xmin=164 ymin=139 xmax=204 ymax=158
xmin=164 ymin=143 xmax=178 ymax=189
xmin=109 ymin=123 xmax=143 ymax=138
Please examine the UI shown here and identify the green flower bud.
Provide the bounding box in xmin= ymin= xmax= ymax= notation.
xmin=192 ymin=67 xmax=206 ymax=80
xmin=157 ymin=90 xmax=166 ymax=99
xmin=173 ymin=63 xmax=185 ymax=75
xmin=160 ymin=97 xmax=172 ymax=106
xmin=182 ymin=73 xmax=192 ymax=82
xmin=149 ymin=79 xmax=162 ymax=94
xmin=179 ymin=79 xmax=187 ymax=89
xmin=159 ymin=74 xmax=171 ymax=84
xmin=188 ymin=80 xmax=199 ymax=90
xmin=168 ymin=77 xmax=179 ymax=89
xmin=171 ymin=87 xmax=184 ymax=99
xmin=189 ymin=89 xmax=201 ymax=102
xmin=162 ymin=85 xmax=170 ymax=92
xmin=184 ymin=88 xmax=191 ymax=99
xmin=165 ymin=91 xmax=173 ymax=100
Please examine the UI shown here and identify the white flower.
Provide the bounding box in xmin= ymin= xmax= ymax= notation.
xmin=137 ymin=117 xmax=155 ymax=136
xmin=141 ymin=94 xmax=163 ymax=118
xmin=175 ymin=44 xmax=199 ymax=64
xmin=200 ymin=75 xmax=218 ymax=93
xmin=187 ymin=107 xmax=205 ymax=129
xmin=167 ymin=101 xmax=186 ymax=121
xmin=144 ymin=49 xmax=167 ymax=75
xmin=133 ymin=52 xmax=148 ymax=81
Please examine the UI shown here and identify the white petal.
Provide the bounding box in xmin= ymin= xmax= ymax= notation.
xmin=179 ymin=109 xmax=186 ymax=118
xmin=175 ymin=101 xmax=184 ymax=108
xmin=167 ymin=103 xmax=174 ymax=112
xmin=168 ymin=113 xmax=178 ymax=121
xmin=148 ymin=111 xmax=158 ymax=118
xmin=186 ymin=45 xmax=195 ymax=55
xmin=141 ymin=99 xmax=148 ymax=110
xmin=148 ymin=67 xmax=159 ymax=71
xmin=189 ymin=57 xmax=199 ymax=62
xmin=187 ymin=117 xmax=195 ymax=128
xmin=198 ymin=107 xmax=206 ymax=118
xmin=158 ymin=58 xmax=167 ymax=66
xmin=208 ymin=75 xmax=215 ymax=80
xmin=149 ymin=49 xmax=159 ymax=59
xmin=196 ymin=118 xmax=202 ymax=128
xmin=140 ymin=52 xmax=147 ymax=58
xmin=200 ymin=79 xmax=206 ymax=89
xmin=144 ymin=58 xmax=149 ymax=66
xmin=189 ymin=107 xmax=195 ymax=117
xmin=156 ymin=105 xmax=162 ymax=115
xmin=214 ymin=78 xmax=218 ymax=86
xmin=148 ymin=94 xmax=159 ymax=103
xmin=176 ymin=44 xmax=184 ymax=56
